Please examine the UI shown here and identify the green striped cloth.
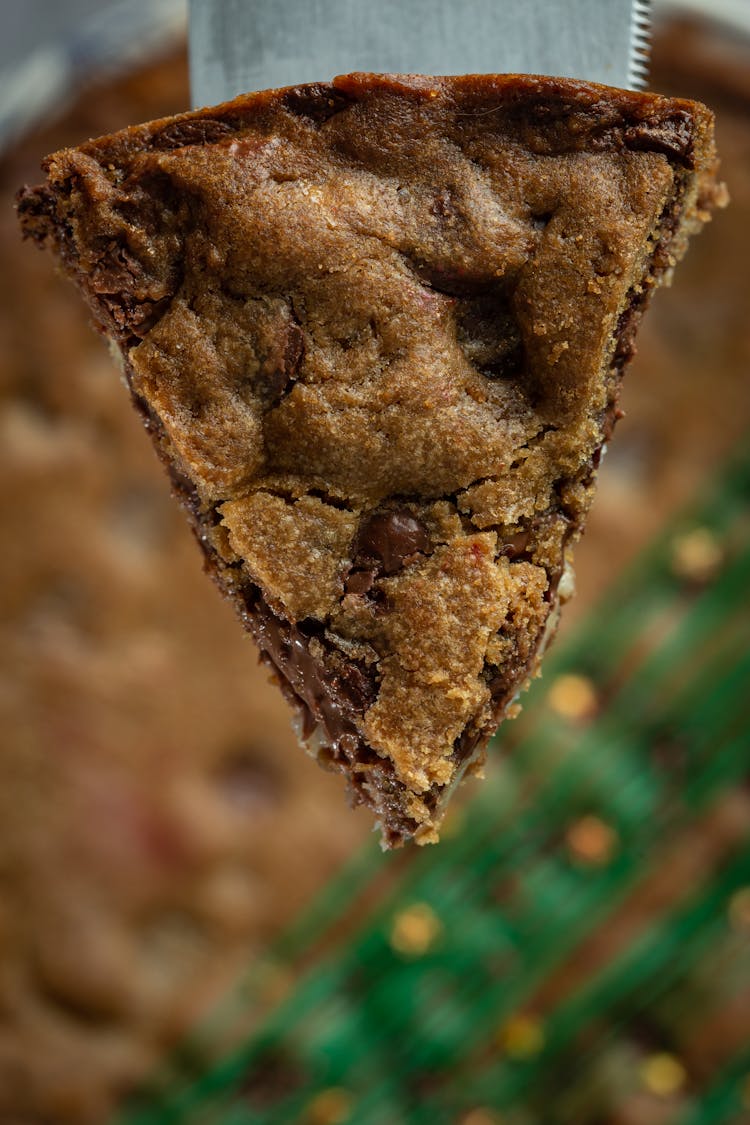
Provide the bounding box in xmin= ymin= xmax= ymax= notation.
xmin=122 ymin=445 xmax=750 ymax=1125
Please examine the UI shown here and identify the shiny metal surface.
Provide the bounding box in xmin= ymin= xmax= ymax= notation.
xmin=189 ymin=0 xmax=651 ymax=108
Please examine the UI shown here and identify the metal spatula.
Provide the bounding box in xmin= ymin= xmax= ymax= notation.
xmin=189 ymin=0 xmax=652 ymax=110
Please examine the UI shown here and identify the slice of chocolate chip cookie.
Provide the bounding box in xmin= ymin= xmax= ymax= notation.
xmin=17 ymin=73 xmax=724 ymax=846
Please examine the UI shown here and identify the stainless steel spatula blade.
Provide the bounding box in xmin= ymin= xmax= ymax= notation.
xmin=189 ymin=0 xmax=652 ymax=110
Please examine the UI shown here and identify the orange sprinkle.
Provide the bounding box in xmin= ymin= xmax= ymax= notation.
xmin=565 ymin=815 xmax=617 ymax=866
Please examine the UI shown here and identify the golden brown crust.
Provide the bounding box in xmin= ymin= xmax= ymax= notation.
xmin=17 ymin=72 xmax=723 ymax=845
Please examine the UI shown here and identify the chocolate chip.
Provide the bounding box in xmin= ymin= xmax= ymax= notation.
xmin=157 ymin=118 xmax=235 ymax=149
xmin=94 ymin=288 xmax=172 ymax=344
xmin=354 ymin=509 xmax=430 ymax=575
xmin=501 ymin=529 xmax=532 ymax=560
xmin=624 ymin=111 xmax=694 ymax=167
xmin=336 ymin=660 xmax=377 ymax=712
xmin=282 ymin=84 xmax=354 ymax=124
xmin=345 ymin=568 xmax=377 ymax=596
xmin=258 ymin=321 xmax=305 ymax=405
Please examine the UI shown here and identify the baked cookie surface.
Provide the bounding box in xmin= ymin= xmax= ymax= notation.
xmin=18 ymin=72 xmax=723 ymax=844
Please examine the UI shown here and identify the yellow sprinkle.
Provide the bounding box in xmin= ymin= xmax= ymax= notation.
xmin=496 ymin=1014 xmax=545 ymax=1058
xmin=639 ymin=1053 xmax=687 ymax=1097
xmin=547 ymin=673 xmax=598 ymax=721
xmin=728 ymin=887 xmax=750 ymax=933
xmin=306 ymin=1087 xmax=353 ymax=1125
xmin=390 ymin=903 xmax=442 ymax=956
xmin=671 ymin=527 xmax=723 ymax=583
xmin=565 ymin=815 xmax=617 ymax=867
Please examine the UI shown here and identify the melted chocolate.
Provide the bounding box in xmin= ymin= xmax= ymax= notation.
xmin=354 ymin=509 xmax=430 ymax=575
xmin=244 ymin=590 xmax=376 ymax=754
xmin=241 ymin=586 xmax=427 ymax=844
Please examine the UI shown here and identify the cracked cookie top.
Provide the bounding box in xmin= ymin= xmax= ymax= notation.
xmin=18 ymin=73 xmax=722 ymax=842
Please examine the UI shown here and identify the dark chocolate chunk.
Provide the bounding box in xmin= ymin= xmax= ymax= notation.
xmin=258 ymin=321 xmax=305 ymax=404
xmin=354 ymin=509 xmax=430 ymax=575
xmin=624 ymin=111 xmax=694 ymax=166
xmin=90 ymin=236 xmax=174 ymax=339
xmin=157 ymin=118 xmax=235 ymax=149
xmin=239 ymin=588 xmax=433 ymax=840
xmin=501 ymin=529 xmax=532 ymax=559
xmin=282 ymin=84 xmax=354 ymax=124
xmin=345 ymin=568 xmax=377 ymax=596
xmin=245 ymin=590 xmax=377 ymax=758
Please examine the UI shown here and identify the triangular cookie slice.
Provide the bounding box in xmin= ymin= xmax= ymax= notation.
xmin=18 ymin=74 xmax=723 ymax=846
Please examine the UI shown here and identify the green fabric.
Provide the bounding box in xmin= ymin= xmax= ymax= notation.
xmin=121 ymin=446 xmax=750 ymax=1125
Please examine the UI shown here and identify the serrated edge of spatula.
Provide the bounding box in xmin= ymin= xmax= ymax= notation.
xmin=628 ymin=0 xmax=653 ymax=90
